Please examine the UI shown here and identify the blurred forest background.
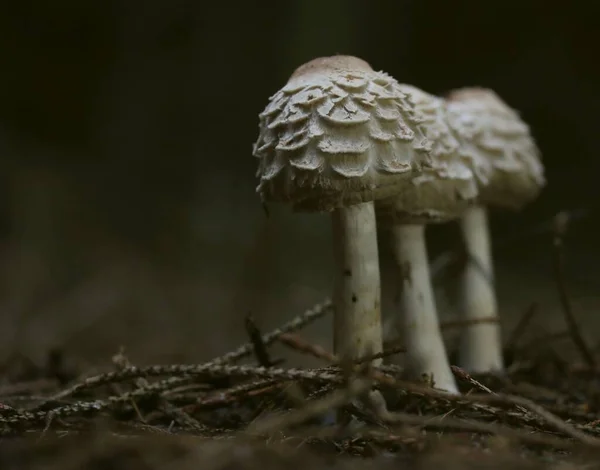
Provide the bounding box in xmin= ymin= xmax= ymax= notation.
xmin=0 ymin=0 xmax=598 ymax=368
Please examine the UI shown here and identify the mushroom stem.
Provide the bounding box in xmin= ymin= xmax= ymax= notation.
xmin=391 ymin=224 xmax=458 ymax=393
xmin=458 ymin=204 xmax=504 ymax=372
xmin=331 ymin=201 xmax=383 ymax=363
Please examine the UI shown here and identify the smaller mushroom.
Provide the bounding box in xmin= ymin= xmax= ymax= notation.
xmin=377 ymin=84 xmax=479 ymax=394
xmin=445 ymin=88 xmax=546 ymax=373
xmin=253 ymin=56 xmax=432 ymax=365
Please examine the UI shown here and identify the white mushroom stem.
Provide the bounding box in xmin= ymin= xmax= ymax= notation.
xmin=331 ymin=201 xmax=383 ymax=363
xmin=391 ymin=224 xmax=458 ymax=393
xmin=458 ymin=205 xmax=504 ymax=372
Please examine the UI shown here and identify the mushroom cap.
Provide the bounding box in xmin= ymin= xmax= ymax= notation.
xmin=253 ymin=55 xmax=433 ymax=212
xmin=377 ymin=85 xmax=479 ymax=225
xmin=445 ymin=87 xmax=546 ymax=209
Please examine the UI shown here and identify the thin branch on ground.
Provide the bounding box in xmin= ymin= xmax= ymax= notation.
xmin=378 ymin=410 xmax=578 ymax=450
xmin=246 ymin=377 xmax=373 ymax=435
xmin=245 ymin=314 xmax=281 ymax=367
xmin=208 ymin=299 xmax=332 ymax=366
xmin=504 ymin=302 xmax=539 ymax=352
xmin=552 ymin=211 xmax=595 ymax=367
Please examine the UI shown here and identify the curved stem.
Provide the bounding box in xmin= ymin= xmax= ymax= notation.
xmin=391 ymin=224 xmax=458 ymax=393
xmin=458 ymin=205 xmax=504 ymax=372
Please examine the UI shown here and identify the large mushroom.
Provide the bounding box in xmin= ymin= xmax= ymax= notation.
xmin=378 ymin=85 xmax=479 ymax=393
xmin=445 ymin=88 xmax=546 ymax=373
xmin=252 ymin=56 xmax=432 ymax=365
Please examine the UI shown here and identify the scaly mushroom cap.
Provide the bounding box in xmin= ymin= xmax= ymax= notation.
xmin=377 ymin=85 xmax=479 ymax=225
xmin=445 ymin=87 xmax=546 ymax=209
xmin=253 ymin=55 xmax=433 ymax=212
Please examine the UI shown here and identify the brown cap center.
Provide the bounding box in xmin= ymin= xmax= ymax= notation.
xmin=288 ymin=55 xmax=373 ymax=82
xmin=446 ymin=87 xmax=493 ymax=102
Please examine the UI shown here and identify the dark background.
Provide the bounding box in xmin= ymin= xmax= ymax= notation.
xmin=0 ymin=0 xmax=597 ymax=367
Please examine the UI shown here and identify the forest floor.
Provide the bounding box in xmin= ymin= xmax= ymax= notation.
xmin=2 ymin=292 xmax=600 ymax=470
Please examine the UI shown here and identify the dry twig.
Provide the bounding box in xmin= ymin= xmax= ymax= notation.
xmin=208 ymin=299 xmax=332 ymax=365
xmin=551 ymin=211 xmax=595 ymax=367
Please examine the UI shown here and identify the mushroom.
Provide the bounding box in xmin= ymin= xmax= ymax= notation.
xmin=377 ymin=84 xmax=479 ymax=394
xmin=444 ymin=88 xmax=546 ymax=373
xmin=252 ymin=56 xmax=432 ymax=364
